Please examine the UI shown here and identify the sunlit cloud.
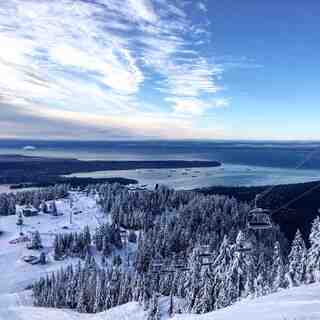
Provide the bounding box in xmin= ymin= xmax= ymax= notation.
xmin=0 ymin=0 xmax=226 ymax=139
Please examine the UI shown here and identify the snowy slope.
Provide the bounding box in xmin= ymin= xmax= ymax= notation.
xmin=0 ymin=298 xmax=145 ymax=320
xmin=2 ymin=284 xmax=320 ymax=320
xmin=0 ymin=192 xmax=107 ymax=294
xmin=174 ymin=284 xmax=320 ymax=320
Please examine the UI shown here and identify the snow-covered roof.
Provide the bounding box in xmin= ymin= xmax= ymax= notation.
xmin=17 ymin=204 xmax=38 ymax=213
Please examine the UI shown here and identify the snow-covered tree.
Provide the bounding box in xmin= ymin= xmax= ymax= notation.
xmin=192 ymin=269 xmax=214 ymax=314
xmin=287 ymin=229 xmax=307 ymax=286
xmin=147 ymin=293 xmax=160 ymax=320
xmin=271 ymin=241 xmax=285 ymax=292
xmin=186 ymin=247 xmax=203 ymax=312
xmin=32 ymin=182 xmax=291 ymax=314
xmin=307 ymin=216 xmax=320 ymax=283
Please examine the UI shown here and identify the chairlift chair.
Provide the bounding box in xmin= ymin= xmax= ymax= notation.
xmin=174 ymin=257 xmax=187 ymax=269
xmin=151 ymin=270 xmax=161 ymax=274
xmin=201 ymin=262 xmax=214 ymax=267
xmin=175 ymin=264 xmax=187 ymax=269
xmin=247 ymin=208 xmax=273 ymax=230
xmin=198 ymin=245 xmax=213 ymax=258
xmin=151 ymin=257 xmax=164 ymax=272
xmin=152 ymin=262 xmax=163 ymax=269
xmin=161 ymin=269 xmax=175 ymax=274
xmin=198 ymin=252 xmax=213 ymax=258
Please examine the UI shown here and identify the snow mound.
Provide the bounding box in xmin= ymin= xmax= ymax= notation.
xmin=173 ymin=283 xmax=320 ymax=320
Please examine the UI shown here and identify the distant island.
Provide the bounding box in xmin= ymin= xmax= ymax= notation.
xmin=0 ymin=154 xmax=221 ymax=187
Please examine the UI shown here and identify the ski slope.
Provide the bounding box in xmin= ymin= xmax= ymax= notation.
xmin=0 ymin=192 xmax=107 ymax=294
xmin=1 ymin=284 xmax=320 ymax=320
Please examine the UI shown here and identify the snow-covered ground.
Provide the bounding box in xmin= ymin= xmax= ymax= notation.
xmin=0 ymin=297 xmax=144 ymax=320
xmin=2 ymin=190 xmax=320 ymax=320
xmin=1 ymin=284 xmax=320 ymax=320
xmin=0 ymin=192 xmax=108 ymax=295
xmin=173 ymin=284 xmax=320 ymax=320
xmin=0 ymin=185 xmax=40 ymax=194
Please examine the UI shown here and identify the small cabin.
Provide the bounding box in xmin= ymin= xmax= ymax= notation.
xmin=20 ymin=204 xmax=39 ymax=217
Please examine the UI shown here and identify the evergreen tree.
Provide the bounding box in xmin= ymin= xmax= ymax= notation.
xmin=147 ymin=293 xmax=160 ymax=320
xmin=287 ymin=229 xmax=307 ymax=286
xmin=192 ymin=269 xmax=214 ymax=313
xmin=186 ymin=247 xmax=202 ymax=312
xmin=271 ymin=241 xmax=285 ymax=292
xmin=307 ymin=216 xmax=320 ymax=283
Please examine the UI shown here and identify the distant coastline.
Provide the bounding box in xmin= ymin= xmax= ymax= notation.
xmin=0 ymin=154 xmax=221 ymax=186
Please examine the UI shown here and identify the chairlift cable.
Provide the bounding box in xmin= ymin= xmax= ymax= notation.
xmin=255 ymin=147 xmax=320 ymax=203
xmin=271 ymin=182 xmax=320 ymax=217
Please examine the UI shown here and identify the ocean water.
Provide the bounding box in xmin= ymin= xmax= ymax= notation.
xmin=1 ymin=140 xmax=320 ymax=188
xmin=66 ymin=164 xmax=320 ymax=190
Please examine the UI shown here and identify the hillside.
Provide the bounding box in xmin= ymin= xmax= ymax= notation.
xmin=198 ymin=180 xmax=320 ymax=243
xmin=2 ymin=283 xmax=320 ymax=320
xmin=0 ymin=191 xmax=110 ymax=294
xmin=0 ymin=184 xmax=318 ymax=320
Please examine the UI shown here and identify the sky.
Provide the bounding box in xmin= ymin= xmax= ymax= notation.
xmin=0 ymin=0 xmax=319 ymax=141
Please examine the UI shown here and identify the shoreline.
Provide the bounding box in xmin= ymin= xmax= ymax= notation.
xmin=0 ymin=154 xmax=221 ymax=187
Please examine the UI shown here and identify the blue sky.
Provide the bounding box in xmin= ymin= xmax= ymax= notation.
xmin=0 ymin=0 xmax=319 ymax=140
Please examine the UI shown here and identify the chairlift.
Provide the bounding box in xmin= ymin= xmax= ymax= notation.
xmin=174 ymin=257 xmax=187 ymax=269
xmin=151 ymin=257 xmax=164 ymax=272
xmin=161 ymin=269 xmax=175 ymax=274
xmin=198 ymin=245 xmax=213 ymax=258
xmin=198 ymin=252 xmax=213 ymax=258
xmin=200 ymin=244 xmax=210 ymax=252
xmin=151 ymin=270 xmax=161 ymax=274
xmin=247 ymin=194 xmax=273 ymax=230
xmin=247 ymin=208 xmax=273 ymax=230
xmin=175 ymin=264 xmax=187 ymax=269
xmin=152 ymin=262 xmax=163 ymax=269
xmin=201 ymin=262 xmax=214 ymax=267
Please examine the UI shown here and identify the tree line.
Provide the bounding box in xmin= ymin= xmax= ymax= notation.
xmin=0 ymin=184 xmax=69 ymax=216
xmin=32 ymin=183 xmax=320 ymax=316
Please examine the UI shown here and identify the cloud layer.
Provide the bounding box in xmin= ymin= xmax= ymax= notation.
xmin=0 ymin=0 xmax=227 ymax=139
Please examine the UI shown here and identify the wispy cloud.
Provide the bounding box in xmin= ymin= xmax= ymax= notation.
xmin=198 ymin=2 xmax=208 ymax=13
xmin=0 ymin=0 xmax=226 ymax=139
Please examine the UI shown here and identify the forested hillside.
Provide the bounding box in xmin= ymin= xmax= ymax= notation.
xmin=30 ymin=183 xmax=320 ymax=317
xmin=198 ymin=180 xmax=320 ymax=243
